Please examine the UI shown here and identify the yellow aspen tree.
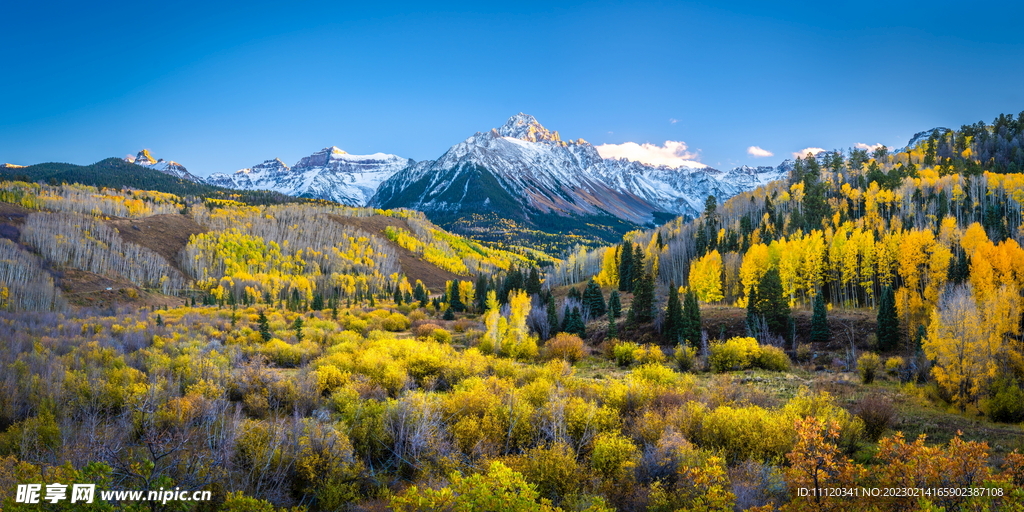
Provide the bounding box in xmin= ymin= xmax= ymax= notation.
xmin=501 ymin=290 xmax=538 ymax=360
xmin=595 ymin=246 xmax=619 ymax=288
xmin=689 ymin=250 xmax=724 ymax=303
xmin=484 ymin=290 xmax=502 ymax=353
xmin=739 ymin=243 xmax=771 ymax=300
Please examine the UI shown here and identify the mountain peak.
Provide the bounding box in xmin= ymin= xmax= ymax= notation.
xmin=498 ymin=113 xmax=561 ymax=143
xmin=135 ymin=149 xmax=157 ymax=165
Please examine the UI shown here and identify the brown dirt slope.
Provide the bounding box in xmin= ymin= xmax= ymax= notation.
xmin=58 ymin=269 xmax=184 ymax=309
xmin=107 ymin=214 xmax=207 ymax=274
xmin=327 ymin=214 xmax=462 ymax=291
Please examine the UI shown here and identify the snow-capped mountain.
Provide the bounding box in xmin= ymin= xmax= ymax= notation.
xmin=207 ymin=147 xmax=411 ymax=206
xmin=371 ymin=113 xmax=788 ymax=225
xmin=125 ymin=150 xmax=203 ymax=182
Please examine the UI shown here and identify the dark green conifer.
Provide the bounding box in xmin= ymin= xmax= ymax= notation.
xmin=811 ymin=292 xmax=829 ymax=344
xmin=565 ymin=307 xmax=586 ymax=338
xmin=414 ymin=281 xmax=429 ymax=308
xmin=546 ymin=295 xmax=559 ymax=336
xmin=449 ymin=281 xmax=465 ymax=312
xmin=747 ymin=268 xmax=790 ymax=340
xmin=628 ymin=271 xmax=655 ymax=325
xmin=582 ymin=279 xmax=606 ymax=318
xmin=293 ymin=316 xmax=304 ymax=343
xmin=877 ymin=286 xmax=900 ymax=351
xmin=618 ymin=243 xmax=633 ymax=292
xmin=631 ymin=245 xmax=646 ymax=292
xmin=526 ymin=268 xmax=542 ymax=296
xmin=257 ymin=310 xmax=272 ymax=342
xmin=664 ymin=281 xmax=683 ymax=344
xmin=608 ymin=290 xmax=622 ymax=319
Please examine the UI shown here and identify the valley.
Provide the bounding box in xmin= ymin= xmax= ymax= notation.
xmin=1 ymin=112 xmax=1024 ymax=511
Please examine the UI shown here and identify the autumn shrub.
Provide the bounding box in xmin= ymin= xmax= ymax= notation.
xmin=647 ymin=443 xmax=737 ymax=512
xmin=390 ymin=461 xmax=554 ymax=512
xmin=709 ymin=337 xmax=759 ymax=372
xmin=884 ymin=356 xmax=904 ymax=377
xmin=783 ymin=388 xmax=865 ymax=452
xmin=754 ymin=345 xmax=790 ymax=371
xmin=708 ymin=337 xmax=789 ymax=372
xmin=981 ymin=377 xmax=1024 ymax=423
xmin=674 ymin=344 xmax=696 ymax=372
xmin=415 ymin=322 xmax=442 ymax=338
xmin=544 ymin=332 xmax=585 ymax=363
xmin=452 ymin=318 xmax=474 ymax=333
xmin=857 ymin=351 xmax=882 ymax=384
xmin=613 ymin=341 xmax=640 ymax=366
xmin=854 ymin=393 xmax=896 ymax=442
xmin=509 ymin=442 xmax=582 ymax=504
xmin=590 ymin=431 xmax=639 ymax=482
xmin=696 ymin=405 xmax=794 ymax=463
xmin=636 ymin=343 xmax=667 ymax=364
xmin=795 ymin=343 xmax=812 ymax=363
xmin=294 ymin=419 xmax=363 ymax=509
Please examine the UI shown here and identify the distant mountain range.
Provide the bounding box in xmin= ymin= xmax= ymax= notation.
xmin=118 ymin=114 xmax=786 ymax=248
xmin=206 ymin=148 xmax=412 ymax=205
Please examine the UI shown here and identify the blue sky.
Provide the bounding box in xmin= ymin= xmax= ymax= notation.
xmin=2 ymin=1 xmax=1023 ymax=176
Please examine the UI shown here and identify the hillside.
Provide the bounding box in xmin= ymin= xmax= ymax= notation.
xmin=0 ymin=158 xmax=307 ymax=205
xmin=0 ymin=180 xmax=542 ymax=311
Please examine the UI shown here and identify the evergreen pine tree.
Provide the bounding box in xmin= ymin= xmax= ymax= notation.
xmin=393 ymin=286 xmax=403 ymax=305
xmin=761 ymin=268 xmax=790 ymax=339
xmin=631 ymin=245 xmax=646 ymax=292
xmin=628 ymin=272 xmax=655 ymax=325
xmin=664 ymin=281 xmax=683 ymax=344
xmin=155 ymin=314 xmax=163 ymax=327
xmin=618 ymin=243 xmax=633 ymax=292
xmin=414 ymin=281 xmax=429 ymax=308
xmin=608 ymin=290 xmax=622 ymax=319
xmin=681 ymin=290 xmax=701 ymax=348
xmin=311 ymin=293 xmax=324 ymax=311
xmin=449 ymin=281 xmax=465 ymax=312
xmin=257 ymin=310 xmax=272 ymax=342
xmin=567 ymin=286 xmax=582 ymax=303
xmin=811 ymin=293 xmax=829 ymax=344
xmin=607 ymin=314 xmax=617 ymax=339
xmin=582 ymin=279 xmax=606 ymax=318
xmin=526 ymin=268 xmax=542 ymax=296
xmin=565 ymin=307 xmax=586 ymax=338
xmin=877 ymin=286 xmax=900 ymax=351
xmin=748 ymin=268 xmax=790 ymax=340
xmin=443 ymin=307 xmax=455 ymax=320
xmin=293 ymin=316 xmax=304 ymax=343
xmin=476 ymin=275 xmax=489 ymax=312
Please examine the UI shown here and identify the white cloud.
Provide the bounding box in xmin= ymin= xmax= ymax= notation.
xmin=855 ymin=142 xmax=884 ymax=152
xmin=792 ymin=147 xmax=826 ymax=159
xmin=669 ymin=118 xmax=679 ymax=124
xmin=747 ymin=146 xmax=774 ymax=158
xmin=595 ymin=140 xmax=704 ymax=169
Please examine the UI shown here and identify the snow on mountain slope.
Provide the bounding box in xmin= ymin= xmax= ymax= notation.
xmin=371 ymin=113 xmax=791 ymax=223
xmin=125 ymin=149 xmax=203 ymax=182
xmin=206 ymin=147 xmax=412 ymax=206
